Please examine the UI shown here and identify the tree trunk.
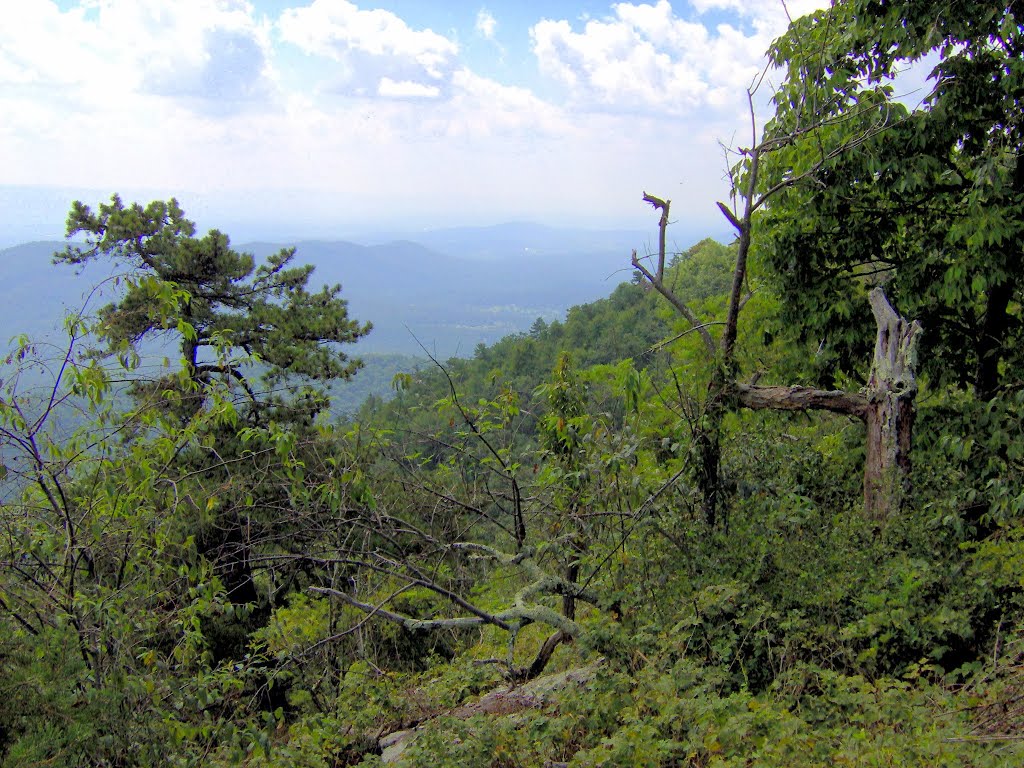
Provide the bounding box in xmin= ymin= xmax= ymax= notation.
xmin=862 ymin=287 xmax=922 ymax=521
xmin=732 ymin=288 xmax=920 ymax=521
xmin=696 ymin=397 xmax=724 ymax=527
xmin=974 ymin=278 xmax=1013 ymax=401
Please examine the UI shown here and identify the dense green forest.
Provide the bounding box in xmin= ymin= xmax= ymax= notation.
xmin=3 ymin=2 xmax=1024 ymax=765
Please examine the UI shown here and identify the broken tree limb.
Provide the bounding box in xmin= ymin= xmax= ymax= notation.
xmin=309 ymin=586 xmax=515 ymax=633
xmin=310 ymin=544 xmax=602 ymax=666
xmin=642 ymin=192 xmax=670 ymax=282
xmin=735 ymin=384 xmax=869 ymax=419
xmin=310 ymin=584 xmax=585 ymax=638
xmin=716 ymin=201 xmax=743 ymax=234
xmin=451 ymin=542 xmax=603 ymax=609
xmin=868 ymin=287 xmax=923 ymax=397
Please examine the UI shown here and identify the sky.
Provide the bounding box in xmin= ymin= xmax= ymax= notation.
xmin=0 ymin=0 xmax=833 ymax=245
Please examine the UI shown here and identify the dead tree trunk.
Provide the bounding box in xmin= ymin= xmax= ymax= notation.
xmin=633 ymin=193 xmax=722 ymax=524
xmin=636 ymin=190 xmax=923 ymax=522
xmin=636 ymin=78 xmax=918 ymax=524
xmin=863 ymin=287 xmax=922 ymax=520
xmin=730 ymin=287 xmax=920 ymax=521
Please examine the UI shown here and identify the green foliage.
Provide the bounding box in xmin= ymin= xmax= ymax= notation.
xmin=6 ymin=11 xmax=1024 ymax=758
xmin=759 ymin=1 xmax=1024 ymax=402
xmin=0 ymin=322 xmax=274 ymax=765
xmin=56 ymin=194 xmax=371 ymax=418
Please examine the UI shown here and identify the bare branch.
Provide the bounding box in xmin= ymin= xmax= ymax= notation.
xmin=310 ymin=586 xmax=506 ymax=631
xmin=645 ymin=321 xmax=727 ymax=355
xmin=414 ymin=338 xmax=526 ymax=548
xmin=642 ymin=192 xmax=670 ymax=282
xmin=716 ymin=201 xmax=743 ymax=234
xmin=631 ymin=250 xmax=716 ymax=355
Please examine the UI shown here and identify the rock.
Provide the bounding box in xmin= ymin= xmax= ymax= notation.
xmin=378 ymin=662 xmax=601 ymax=764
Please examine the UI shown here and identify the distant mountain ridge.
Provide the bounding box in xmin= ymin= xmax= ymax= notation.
xmin=361 ymin=222 xmax=662 ymax=262
xmin=1 ymin=222 xmax=658 ymax=358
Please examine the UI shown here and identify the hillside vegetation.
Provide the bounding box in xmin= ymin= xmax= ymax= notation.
xmin=2 ymin=2 xmax=1024 ymax=766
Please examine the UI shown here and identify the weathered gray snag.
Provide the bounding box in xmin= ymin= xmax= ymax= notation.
xmin=732 ymin=287 xmax=921 ymax=520
xmin=863 ymin=287 xmax=923 ymax=520
xmin=635 ymin=191 xmax=922 ymax=521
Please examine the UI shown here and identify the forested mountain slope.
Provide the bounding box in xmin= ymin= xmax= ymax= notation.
xmin=2 ymin=2 xmax=1024 ymax=766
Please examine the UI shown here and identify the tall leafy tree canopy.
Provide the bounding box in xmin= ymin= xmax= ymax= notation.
xmin=56 ymin=195 xmax=371 ymax=412
xmin=759 ymin=0 xmax=1023 ymax=398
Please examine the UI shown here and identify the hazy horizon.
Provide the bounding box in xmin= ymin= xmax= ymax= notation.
xmin=0 ymin=184 xmax=735 ymax=251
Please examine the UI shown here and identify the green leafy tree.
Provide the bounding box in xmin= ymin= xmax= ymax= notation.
xmin=622 ymin=3 xmax=1024 ymax=523
xmin=56 ymin=195 xmax=371 ymax=420
xmin=0 ymin=305 xmax=276 ymax=765
xmin=52 ymin=196 xmax=374 ymax=621
xmin=759 ymin=1 xmax=1023 ymax=400
xmin=746 ymin=0 xmax=1024 ymax=530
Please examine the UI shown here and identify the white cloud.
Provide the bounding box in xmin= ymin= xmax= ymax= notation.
xmin=378 ymin=77 xmax=441 ymax=98
xmin=278 ymin=0 xmax=458 ymax=97
xmin=0 ymin=2 xmax=97 ymax=86
xmin=690 ymin=0 xmax=825 ymax=23
xmin=1 ymin=0 xmax=837 ymax=237
xmin=442 ymin=69 xmax=571 ymax=139
xmin=530 ymin=0 xmax=828 ymax=116
xmin=476 ymin=9 xmax=497 ymax=40
xmin=0 ymin=0 xmax=276 ymax=112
